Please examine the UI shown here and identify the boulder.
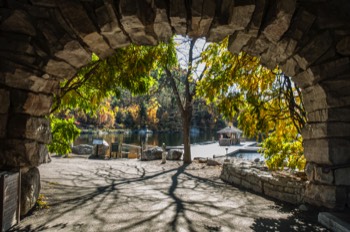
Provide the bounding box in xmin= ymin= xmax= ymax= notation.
xmin=207 ymin=159 xmax=222 ymax=166
xmin=141 ymin=147 xmax=163 ymax=161
xmin=72 ymin=144 xmax=93 ymax=155
xmin=21 ymin=167 xmax=40 ymax=215
xmin=167 ymin=149 xmax=183 ymax=160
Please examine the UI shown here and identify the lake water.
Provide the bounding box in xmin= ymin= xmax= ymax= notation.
xmin=74 ymin=130 xmax=217 ymax=147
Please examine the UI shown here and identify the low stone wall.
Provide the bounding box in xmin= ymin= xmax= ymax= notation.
xmin=220 ymin=159 xmax=306 ymax=205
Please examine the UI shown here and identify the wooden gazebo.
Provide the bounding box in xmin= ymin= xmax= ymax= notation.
xmin=217 ymin=126 xmax=242 ymax=146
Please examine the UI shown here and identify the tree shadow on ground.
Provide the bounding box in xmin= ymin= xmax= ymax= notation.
xmin=12 ymin=158 xmax=328 ymax=232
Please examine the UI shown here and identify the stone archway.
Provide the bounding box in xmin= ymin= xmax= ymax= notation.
xmin=0 ymin=0 xmax=349 ymax=213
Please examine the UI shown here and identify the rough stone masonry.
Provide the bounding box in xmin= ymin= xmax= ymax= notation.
xmin=0 ymin=0 xmax=350 ymax=214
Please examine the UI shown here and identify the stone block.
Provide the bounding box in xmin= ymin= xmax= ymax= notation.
xmin=228 ymin=0 xmax=255 ymax=32
xmin=304 ymin=138 xmax=350 ymax=165
xmin=0 ymin=10 xmax=36 ymax=36
xmin=302 ymin=122 xmax=350 ymax=140
xmin=167 ymin=149 xmax=183 ymax=160
xmin=141 ymin=147 xmax=163 ymax=161
xmin=44 ymin=59 xmax=77 ymax=80
xmin=336 ymin=36 xmax=350 ymax=56
xmin=228 ymin=31 xmax=252 ymax=54
xmin=169 ymin=0 xmax=187 ymax=35
xmin=294 ymin=31 xmax=333 ymax=70
xmin=305 ymin=162 xmax=315 ymax=181
xmin=8 ymin=115 xmax=51 ymax=144
xmin=0 ymin=89 xmax=10 ymax=114
xmin=153 ymin=0 xmax=173 ymax=42
xmin=247 ymin=0 xmax=267 ymax=35
xmin=97 ymin=1 xmax=130 ymax=49
xmin=302 ymin=85 xmax=327 ymax=112
xmin=264 ymin=185 xmax=299 ymax=204
xmin=262 ymin=0 xmax=296 ymax=42
xmin=0 ymin=139 xmax=48 ymax=168
xmin=188 ymin=0 xmax=215 ymax=38
xmin=11 ymin=90 xmax=52 ymax=116
xmin=119 ymin=0 xmax=158 ymax=46
xmin=57 ymin=0 xmax=113 ymax=58
xmin=286 ymin=9 xmax=315 ymax=41
xmin=242 ymin=179 xmax=261 ymax=193
xmin=21 ymin=167 xmax=40 ymax=215
xmin=314 ymin=166 xmax=334 ymax=185
xmin=282 ymin=58 xmax=299 ymax=77
xmin=334 ymin=168 xmax=350 ymax=186
xmin=3 ymin=69 xmax=58 ymax=94
xmin=305 ymin=183 xmax=347 ymax=209
xmin=54 ymin=40 xmax=90 ymax=68
xmin=0 ymin=114 xmax=8 ymax=138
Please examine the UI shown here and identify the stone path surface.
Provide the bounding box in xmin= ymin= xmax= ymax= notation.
xmin=14 ymin=157 xmax=328 ymax=232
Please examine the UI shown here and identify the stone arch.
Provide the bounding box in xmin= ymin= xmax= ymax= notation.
xmin=1 ymin=0 xmax=350 ymax=213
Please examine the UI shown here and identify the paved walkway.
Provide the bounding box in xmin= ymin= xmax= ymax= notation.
xmin=13 ymin=157 xmax=328 ymax=232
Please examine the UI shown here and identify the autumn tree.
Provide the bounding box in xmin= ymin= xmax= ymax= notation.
xmin=198 ymin=38 xmax=306 ymax=170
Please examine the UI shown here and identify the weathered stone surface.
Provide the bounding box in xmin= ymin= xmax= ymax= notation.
xmin=305 ymin=162 xmax=315 ymax=181
xmin=294 ymin=31 xmax=333 ymax=70
xmin=8 ymin=115 xmax=51 ymax=144
xmin=3 ymin=69 xmax=58 ymax=94
xmin=188 ymin=0 xmax=215 ymax=38
xmin=207 ymin=159 xmax=221 ymax=166
xmin=11 ymin=91 xmax=52 ymax=116
xmin=141 ymin=147 xmax=163 ymax=161
xmin=153 ymin=0 xmax=172 ymax=42
xmin=307 ymin=108 xmax=350 ymax=123
xmin=302 ymin=122 xmax=350 ymax=140
xmin=334 ymin=168 xmax=350 ymax=185
xmin=336 ymin=36 xmax=350 ymax=56
xmin=281 ymin=58 xmax=300 ymax=77
xmin=0 ymin=89 xmax=10 ymax=114
xmin=0 ymin=10 xmax=36 ymax=36
xmin=302 ymin=85 xmax=327 ymax=112
xmin=166 ymin=149 xmax=183 ymax=160
xmin=119 ymin=0 xmax=157 ymax=46
xmin=44 ymin=59 xmax=77 ymax=80
xmin=21 ymin=167 xmax=40 ymax=215
xmin=0 ymin=140 xmax=48 ymax=167
xmin=292 ymin=58 xmax=350 ymax=89
xmin=229 ymin=0 xmax=255 ymax=33
xmin=221 ymin=161 xmax=306 ymax=205
xmin=208 ymin=0 xmax=254 ymax=42
xmin=314 ymin=166 xmax=334 ymax=185
xmin=247 ymin=0 xmax=267 ymax=36
xmin=54 ymin=40 xmax=90 ymax=68
xmin=97 ymin=1 xmax=130 ymax=49
xmin=57 ymin=0 xmax=113 ymax=58
xmin=169 ymin=0 xmax=187 ymax=35
xmin=262 ymin=0 xmax=296 ymax=42
xmin=0 ymin=114 xmax=8 ymax=138
xmin=286 ymin=9 xmax=315 ymax=41
xmin=228 ymin=31 xmax=252 ymax=54
xmin=304 ymin=138 xmax=350 ymax=165
xmin=305 ymin=183 xmax=347 ymax=209
xmin=72 ymin=144 xmax=93 ymax=155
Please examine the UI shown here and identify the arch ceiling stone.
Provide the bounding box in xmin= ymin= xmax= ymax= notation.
xmin=0 ymin=0 xmax=350 ymax=213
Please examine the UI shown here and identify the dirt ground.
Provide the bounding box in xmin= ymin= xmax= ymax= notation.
xmin=13 ymin=156 xmax=328 ymax=232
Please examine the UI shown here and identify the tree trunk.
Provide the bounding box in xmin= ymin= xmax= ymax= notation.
xmin=182 ymin=109 xmax=192 ymax=164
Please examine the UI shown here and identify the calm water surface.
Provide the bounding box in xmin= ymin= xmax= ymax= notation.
xmin=74 ymin=130 xmax=217 ymax=147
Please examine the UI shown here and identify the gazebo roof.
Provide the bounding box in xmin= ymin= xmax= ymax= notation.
xmin=217 ymin=126 xmax=242 ymax=134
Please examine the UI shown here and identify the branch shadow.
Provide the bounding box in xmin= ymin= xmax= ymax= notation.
xmin=12 ymin=158 xmax=328 ymax=232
